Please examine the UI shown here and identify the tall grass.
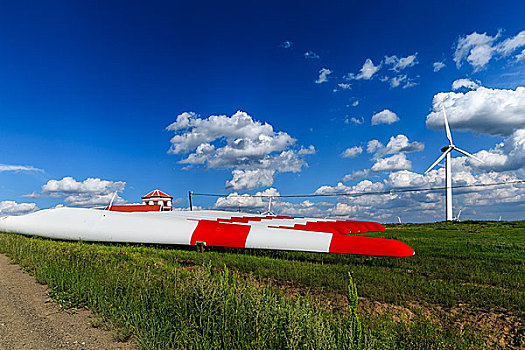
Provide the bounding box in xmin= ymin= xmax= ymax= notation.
xmin=0 ymin=233 xmax=365 ymax=349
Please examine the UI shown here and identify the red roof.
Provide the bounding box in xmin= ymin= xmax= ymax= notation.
xmin=106 ymin=205 xmax=162 ymax=212
xmin=141 ymin=189 xmax=172 ymax=199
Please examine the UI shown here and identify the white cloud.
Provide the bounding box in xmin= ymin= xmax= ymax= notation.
xmin=298 ymin=145 xmax=316 ymax=155
xmin=516 ymin=49 xmax=525 ymax=61
xmin=366 ymin=139 xmax=383 ymax=154
xmin=214 ymin=188 xmax=338 ymax=217
xmin=469 ymin=129 xmax=525 ymax=172
xmin=304 ymin=51 xmax=320 ymax=59
xmin=454 ymin=31 xmax=500 ymax=70
xmin=352 ymin=100 xmax=359 ymax=107
xmin=213 ymin=168 xmax=525 ymax=221
xmin=315 ymin=68 xmax=332 ymax=84
xmin=0 ymin=164 xmax=43 ymax=172
xmin=41 ymin=177 xmax=126 ymax=207
xmin=454 ymin=30 xmax=525 ymax=71
xmin=346 ymin=58 xmax=381 ymax=80
xmin=308 ymin=167 xmax=525 ymax=221
xmin=427 ymin=85 xmax=525 ymax=174
xmin=342 ymin=169 xmax=370 ymax=181
xmin=497 ymin=30 xmax=525 ymax=56
xmin=337 ymin=83 xmax=351 ymax=90
xmin=341 ymin=146 xmax=363 ymax=158
xmin=0 ymin=201 xmax=38 ymax=216
xmin=167 ymin=111 xmax=312 ymax=191
xmin=451 ymin=78 xmax=480 ymax=91
xmin=225 ymin=169 xmax=275 ymax=190
xmin=390 ymin=75 xmax=406 ymax=88
xmin=384 ymin=54 xmax=418 ymax=71
xmin=315 ymin=180 xmax=384 ymax=196
xmin=386 ymin=170 xmax=432 ymax=188
xmin=403 ymin=79 xmax=419 ymax=89
xmin=374 ymin=134 xmax=424 ymax=158
xmin=21 ymin=192 xmax=40 ymax=199
xmin=345 ymin=117 xmax=364 ymax=125
xmin=433 ymin=61 xmax=446 ymax=72
xmin=426 ymin=86 xmax=525 ymax=136
xmin=371 ymin=109 xmax=399 ymax=125
xmin=281 ymin=40 xmax=293 ymax=49
xmin=214 ymin=188 xmax=279 ymax=210
xmin=371 ymin=153 xmax=412 ymax=172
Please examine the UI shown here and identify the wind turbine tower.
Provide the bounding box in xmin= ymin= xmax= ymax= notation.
xmin=425 ymin=107 xmax=483 ymax=221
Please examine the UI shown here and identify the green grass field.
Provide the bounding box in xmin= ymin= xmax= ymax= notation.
xmin=0 ymin=220 xmax=523 ymax=349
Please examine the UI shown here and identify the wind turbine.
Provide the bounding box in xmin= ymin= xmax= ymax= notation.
xmin=425 ymin=107 xmax=484 ymax=221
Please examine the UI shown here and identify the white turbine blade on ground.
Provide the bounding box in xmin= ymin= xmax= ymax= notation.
xmin=442 ymin=106 xmax=453 ymax=145
xmin=453 ymin=147 xmax=484 ymax=163
xmin=425 ymin=149 xmax=451 ymax=174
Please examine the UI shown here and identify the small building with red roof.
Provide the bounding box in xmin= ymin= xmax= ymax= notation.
xmin=141 ymin=189 xmax=173 ymax=211
xmin=107 ymin=189 xmax=173 ymax=212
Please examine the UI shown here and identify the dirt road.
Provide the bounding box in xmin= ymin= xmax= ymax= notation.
xmin=0 ymin=254 xmax=136 ymax=350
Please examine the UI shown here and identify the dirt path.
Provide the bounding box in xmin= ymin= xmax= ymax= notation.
xmin=0 ymin=254 xmax=136 ymax=350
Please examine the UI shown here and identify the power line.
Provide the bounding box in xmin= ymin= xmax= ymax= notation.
xmin=191 ymin=179 xmax=525 ymax=199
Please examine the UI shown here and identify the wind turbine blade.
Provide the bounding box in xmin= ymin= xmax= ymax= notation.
xmin=442 ymin=106 xmax=453 ymax=145
xmin=453 ymin=147 xmax=484 ymax=163
xmin=424 ymin=149 xmax=451 ymax=174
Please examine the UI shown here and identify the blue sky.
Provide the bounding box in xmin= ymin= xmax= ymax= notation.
xmin=1 ymin=0 xmax=525 ymax=222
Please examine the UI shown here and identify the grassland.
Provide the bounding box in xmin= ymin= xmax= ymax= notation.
xmin=0 ymin=220 xmax=523 ymax=349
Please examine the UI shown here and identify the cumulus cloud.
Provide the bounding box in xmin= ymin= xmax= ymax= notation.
xmin=0 ymin=164 xmax=43 ymax=173
xmin=309 ymin=167 xmax=525 ymax=221
xmin=0 ymin=201 xmax=38 ymax=216
xmin=214 ymin=188 xmax=279 ymax=211
xmin=225 ymin=169 xmax=275 ymax=190
xmin=346 ymin=58 xmax=381 ymax=80
xmin=384 ymin=54 xmax=418 ymax=71
xmin=426 ymin=86 xmax=525 ymax=136
xmin=433 ymin=61 xmax=446 ymax=72
xmin=371 ymin=109 xmax=399 ymax=125
xmin=213 ymin=168 xmax=525 ymax=221
xmin=315 ymin=68 xmax=332 ymax=84
xmin=304 ymin=51 xmax=320 ymax=59
xmin=375 ymin=134 xmax=425 ymax=158
xmin=342 ymin=169 xmax=370 ymax=181
xmin=341 ymin=146 xmax=363 ymax=158
xmin=214 ymin=188 xmax=338 ymax=217
xmin=166 ymin=111 xmax=312 ymax=191
xmin=337 ymin=83 xmax=351 ymax=90
xmin=451 ymin=78 xmax=480 ymax=91
xmin=454 ymin=30 xmax=525 ymax=71
xmin=427 ymin=86 xmax=525 ymax=175
xmin=468 ymin=129 xmax=525 ymax=172
xmin=371 ymin=153 xmax=412 ymax=172
xmin=41 ymin=177 xmax=126 ymax=207
xmin=366 ymin=139 xmax=384 ymax=154
xmin=454 ymin=31 xmax=500 ymax=70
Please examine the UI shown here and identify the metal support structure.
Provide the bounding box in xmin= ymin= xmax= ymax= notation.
xmin=188 ymin=191 xmax=193 ymax=211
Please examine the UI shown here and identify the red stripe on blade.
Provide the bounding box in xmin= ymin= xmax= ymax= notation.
xmin=329 ymin=234 xmax=414 ymax=257
xmin=191 ymin=220 xmax=250 ymax=248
